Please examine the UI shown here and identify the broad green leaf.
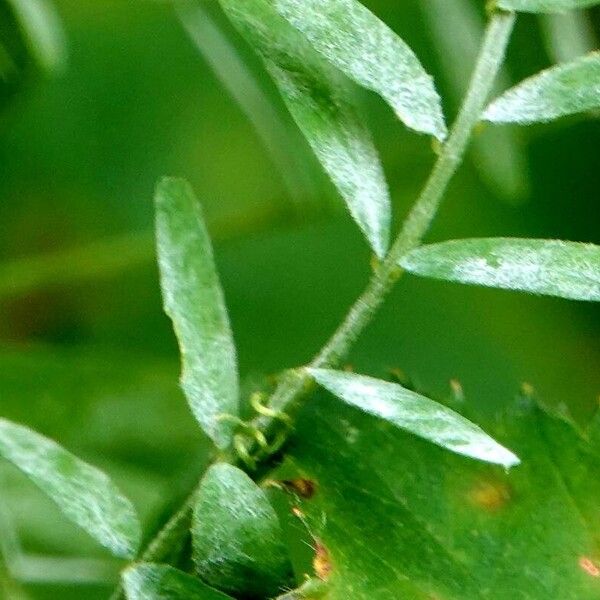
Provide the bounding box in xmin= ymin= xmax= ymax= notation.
xmin=422 ymin=0 xmax=529 ymax=202
xmin=0 ymin=418 xmax=140 ymax=558
xmin=497 ymin=0 xmax=600 ymax=13
xmin=274 ymin=387 xmax=600 ymax=598
xmin=123 ymin=563 xmax=233 ymax=600
xmin=271 ymin=0 xmax=447 ymax=140
xmin=401 ymin=238 xmax=600 ymax=301
xmin=155 ymin=177 xmax=239 ymax=449
xmin=484 ymin=52 xmax=600 ymax=124
xmin=220 ymin=0 xmax=391 ymax=257
xmin=308 ymin=368 xmax=519 ymax=467
xmin=6 ymin=0 xmax=67 ymax=73
xmin=192 ymin=463 xmax=292 ymax=597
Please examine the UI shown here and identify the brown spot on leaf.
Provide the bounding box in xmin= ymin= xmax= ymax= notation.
xmin=579 ymin=556 xmax=600 ymax=578
xmin=468 ymin=480 xmax=511 ymax=511
xmin=313 ymin=540 xmax=332 ymax=581
xmin=279 ymin=478 xmax=317 ymax=499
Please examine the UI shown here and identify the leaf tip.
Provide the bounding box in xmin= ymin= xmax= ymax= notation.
xmin=474 ymin=444 xmax=520 ymax=470
xmin=502 ymin=450 xmax=521 ymax=470
xmin=471 ymin=429 xmax=520 ymax=469
xmin=154 ymin=176 xmax=190 ymax=205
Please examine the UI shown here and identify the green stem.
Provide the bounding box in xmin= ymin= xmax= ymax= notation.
xmin=252 ymin=9 xmax=516 ymax=442
xmin=109 ymin=9 xmax=515 ymax=597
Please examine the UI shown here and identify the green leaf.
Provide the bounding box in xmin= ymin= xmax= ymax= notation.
xmin=270 ymin=0 xmax=447 ymax=140
xmin=539 ymin=11 xmax=597 ymax=64
xmin=192 ymin=463 xmax=292 ymax=597
xmin=400 ymin=238 xmax=600 ymax=301
xmin=6 ymin=0 xmax=67 ymax=73
xmin=484 ymin=52 xmax=600 ymax=124
xmin=0 ymin=418 xmax=140 ymax=558
xmin=177 ymin=2 xmax=322 ymax=208
xmin=496 ymin=0 xmax=600 ymax=13
xmin=123 ymin=563 xmax=234 ymax=600
xmin=220 ymin=0 xmax=391 ymax=257
xmin=308 ymin=368 xmax=519 ymax=467
xmin=155 ymin=177 xmax=239 ymax=449
xmin=275 ymin=388 xmax=600 ymax=598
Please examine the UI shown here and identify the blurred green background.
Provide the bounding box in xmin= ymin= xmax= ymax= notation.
xmin=0 ymin=1 xmax=598 ymax=597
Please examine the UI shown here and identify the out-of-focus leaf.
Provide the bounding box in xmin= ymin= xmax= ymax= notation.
xmin=539 ymin=10 xmax=597 ymax=64
xmin=271 ymin=0 xmax=447 ymax=140
xmin=422 ymin=0 xmax=529 ymax=202
xmin=123 ymin=563 xmax=234 ymax=600
xmin=497 ymin=0 xmax=600 ymax=12
xmin=177 ymin=2 xmax=321 ymax=209
xmin=0 ymin=418 xmax=140 ymax=558
xmin=192 ymin=463 xmax=292 ymax=597
xmin=401 ymin=238 xmax=600 ymax=301
xmin=484 ymin=52 xmax=600 ymax=123
xmin=6 ymin=0 xmax=67 ymax=73
xmin=308 ymin=368 xmax=519 ymax=467
xmin=274 ymin=388 xmax=600 ymax=598
xmin=220 ymin=0 xmax=391 ymax=257
xmin=155 ymin=177 xmax=239 ymax=449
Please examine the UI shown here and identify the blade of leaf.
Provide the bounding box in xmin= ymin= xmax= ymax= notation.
xmin=192 ymin=463 xmax=292 ymax=597
xmin=274 ymin=386 xmax=600 ymax=598
xmin=497 ymin=0 xmax=600 ymax=13
xmin=0 ymin=418 xmax=140 ymax=558
xmin=155 ymin=177 xmax=239 ymax=449
xmin=484 ymin=51 xmax=600 ymax=124
xmin=400 ymin=238 xmax=600 ymax=301
xmin=308 ymin=369 xmax=520 ymax=467
xmin=219 ymin=0 xmax=391 ymax=257
xmin=123 ymin=563 xmax=234 ymax=600
xmin=271 ymin=0 xmax=447 ymax=140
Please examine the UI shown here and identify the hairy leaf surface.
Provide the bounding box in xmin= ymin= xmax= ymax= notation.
xmin=155 ymin=177 xmax=239 ymax=449
xmin=276 ymin=389 xmax=600 ymax=598
xmin=271 ymin=0 xmax=447 ymax=140
xmin=309 ymin=368 xmax=519 ymax=467
xmin=192 ymin=463 xmax=292 ymax=597
xmin=401 ymin=238 xmax=600 ymax=301
xmin=220 ymin=0 xmax=391 ymax=257
xmin=123 ymin=563 xmax=234 ymax=600
xmin=484 ymin=52 xmax=600 ymax=123
xmin=0 ymin=418 xmax=140 ymax=558
xmin=497 ymin=0 xmax=600 ymax=13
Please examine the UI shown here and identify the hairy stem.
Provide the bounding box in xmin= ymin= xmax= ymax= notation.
xmin=111 ymin=9 xmax=515 ymax=596
xmin=251 ymin=9 xmax=516 ymax=443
